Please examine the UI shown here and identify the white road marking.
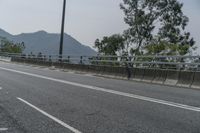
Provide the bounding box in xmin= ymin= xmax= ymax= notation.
xmin=17 ymin=97 xmax=82 ymax=133
xmin=0 ymin=66 xmax=200 ymax=112
xmin=0 ymin=128 xmax=8 ymax=131
xmin=0 ymin=87 xmax=2 ymax=90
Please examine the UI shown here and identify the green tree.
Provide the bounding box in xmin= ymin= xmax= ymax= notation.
xmin=94 ymin=34 xmax=124 ymax=55
xmin=0 ymin=37 xmax=25 ymax=53
xmin=157 ymin=0 xmax=195 ymax=55
xmin=94 ymin=0 xmax=196 ymax=56
xmin=145 ymin=0 xmax=196 ymax=56
xmin=120 ymin=0 xmax=195 ymax=56
xmin=120 ymin=0 xmax=158 ymax=55
xmin=145 ymin=39 xmax=192 ymax=56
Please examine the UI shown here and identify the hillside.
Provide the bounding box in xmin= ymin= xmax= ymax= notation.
xmin=0 ymin=29 xmax=97 ymax=56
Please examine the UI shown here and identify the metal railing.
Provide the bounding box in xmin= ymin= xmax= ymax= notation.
xmin=1 ymin=52 xmax=200 ymax=71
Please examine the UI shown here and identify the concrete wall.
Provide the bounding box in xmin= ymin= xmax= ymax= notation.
xmin=11 ymin=57 xmax=200 ymax=89
xmin=0 ymin=56 xmax=11 ymax=62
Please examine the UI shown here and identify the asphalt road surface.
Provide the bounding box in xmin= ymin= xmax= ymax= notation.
xmin=0 ymin=61 xmax=200 ymax=133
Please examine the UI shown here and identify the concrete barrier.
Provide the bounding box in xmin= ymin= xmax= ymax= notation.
xmin=129 ymin=68 xmax=135 ymax=80
xmin=102 ymin=66 xmax=113 ymax=76
xmin=83 ymin=64 xmax=90 ymax=72
xmin=0 ymin=56 xmax=11 ymax=62
xmin=29 ymin=59 xmax=38 ymax=65
xmin=90 ymin=65 xmax=103 ymax=75
xmin=69 ymin=64 xmax=77 ymax=71
xmin=142 ymin=68 xmax=156 ymax=83
xmin=62 ymin=63 xmax=71 ymax=70
xmin=75 ymin=64 xmax=86 ymax=72
xmin=36 ymin=60 xmax=47 ymax=66
xmin=87 ymin=65 xmax=95 ymax=73
xmin=69 ymin=64 xmax=84 ymax=71
xmin=93 ymin=66 xmax=124 ymax=79
xmin=95 ymin=66 xmax=104 ymax=75
xmin=164 ymin=70 xmax=179 ymax=86
xmin=191 ymin=72 xmax=200 ymax=89
xmin=114 ymin=67 xmax=127 ymax=79
xmin=68 ymin=64 xmax=76 ymax=70
xmin=131 ymin=68 xmax=145 ymax=81
xmin=98 ymin=66 xmax=106 ymax=75
xmin=152 ymin=69 xmax=167 ymax=84
xmin=177 ymin=71 xmax=195 ymax=88
xmin=54 ymin=62 xmax=64 ymax=69
xmin=11 ymin=57 xmax=22 ymax=63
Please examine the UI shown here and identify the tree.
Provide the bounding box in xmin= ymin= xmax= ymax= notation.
xmin=120 ymin=0 xmax=195 ymax=56
xmin=0 ymin=37 xmax=25 ymax=53
xmin=120 ymin=0 xmax=158 ymax=55
xmin=145 ymin=39 xmax=193 ymax=56
xmin=94 ymin=34 xmax=124 ymax=56
xmin=144 ymin=0 xmax=195 ymax=56
xmin=157 ymin=0 xmax=195 ymax=55
xmin=94 ymin=0 xmax=196 ymax=56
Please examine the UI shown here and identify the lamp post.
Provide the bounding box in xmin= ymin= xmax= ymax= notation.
xmin=59 ymin=0 xmax=66 ymax=61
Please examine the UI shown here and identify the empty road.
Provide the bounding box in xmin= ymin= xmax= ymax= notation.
xmin=0 ymin=61 xmax=200 ymax=133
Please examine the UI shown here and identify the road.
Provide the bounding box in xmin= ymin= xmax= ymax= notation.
xmin=0 ymin=61 xmax=200 ymax=133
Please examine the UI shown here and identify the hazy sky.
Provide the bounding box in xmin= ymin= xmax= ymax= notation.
xmin=0 ymin=0 xmax=199 ymax=54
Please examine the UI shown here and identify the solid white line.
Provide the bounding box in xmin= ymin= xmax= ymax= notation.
xmin=0 ymin=128 xmax=8 ymax=131
xmin=0 ymin=66 xmax=200 ymax=112
xmin=17 ymin=97 xmax=82 ymax=133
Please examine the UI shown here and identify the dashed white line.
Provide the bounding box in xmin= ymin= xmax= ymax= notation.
xmin=0 ymin=87 xmax=2 ymax=90
xmin=0 ymin=128 xmax=8 ymax=131
xmin=17 ymin=97 xmax=82 ymax=133
xmin=0 ymin=66 xmax=200 ymax=112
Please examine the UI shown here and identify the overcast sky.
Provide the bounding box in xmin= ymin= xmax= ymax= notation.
xmin=0 ymin=0 xmax=199 ymax=54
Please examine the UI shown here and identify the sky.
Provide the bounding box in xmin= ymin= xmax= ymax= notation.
xmin=0 ymin=0 xmax=199 ymax=54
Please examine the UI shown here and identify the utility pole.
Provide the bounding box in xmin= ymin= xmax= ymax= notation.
xmin=59 ymin=0 xmax=66 ymax=61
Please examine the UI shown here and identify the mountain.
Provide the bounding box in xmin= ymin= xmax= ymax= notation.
xmin=0 ymin=29 xmax=97 ymax=56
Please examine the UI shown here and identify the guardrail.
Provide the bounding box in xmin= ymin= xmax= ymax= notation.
xmin=1 ymin=52 xmax=200 ymax=71
xmin=1 ymin=52 xmax=200 ymax=89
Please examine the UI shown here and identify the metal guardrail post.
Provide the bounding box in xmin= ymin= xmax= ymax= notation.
xmin=49 ymin=56 xmax=52 ymax=62
xmin=80 ymin=56 xmax=83 ymax=64
xmin=67 ymin=56 xmax=70 ymax=63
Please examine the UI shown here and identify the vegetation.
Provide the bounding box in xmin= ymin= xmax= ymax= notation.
xmin=94 ymin=34 xmax=125 ymax=56
xmin=0 ymin=37 xmax=25 ymax=53
xmin=94 ymin=0 xmax=196 ymax=56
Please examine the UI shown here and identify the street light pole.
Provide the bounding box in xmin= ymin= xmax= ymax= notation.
xmin=59 ymin=0 xmax=66 ymax=60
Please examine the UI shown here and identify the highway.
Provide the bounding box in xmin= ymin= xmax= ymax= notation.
xmin=0 ymin=61 xmax=200 ymax=133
